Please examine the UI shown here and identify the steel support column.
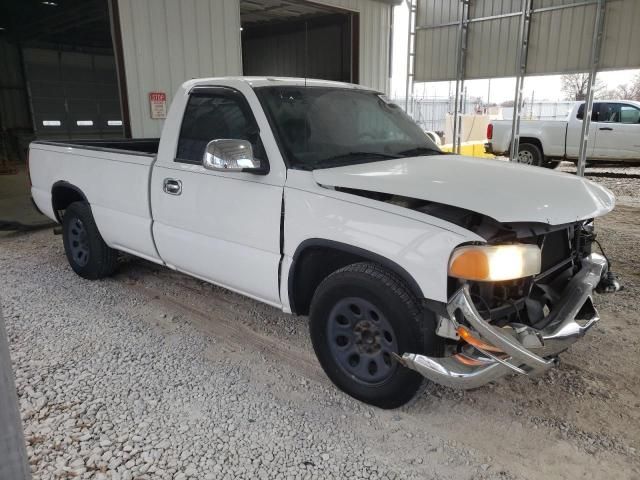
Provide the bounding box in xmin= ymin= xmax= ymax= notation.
xmin=576 ymin=0 xmax=606 ymax=176
xmin=452 ymin=0 xmax=469 ymax=154
xmin=0 ymin=309 xmax=31 ymax=480
xmin=509 ymin=0 xmax=533 ymax=162
xmin=404 ymin=0 xmax=417 ymax=113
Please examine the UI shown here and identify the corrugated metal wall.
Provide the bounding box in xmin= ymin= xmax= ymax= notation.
xmin=600 ymin=0 xmax=640 ymax=71
xmin=413 ymin=0 xmax=461 ymax=82
xmin=466 ymin=0 xmax=521 ymax=79
xmin=0 ymin=39 xmax=30 ymax=130
xmin=527 ymin=0 xmax=598 ymax=76
xmin=414 ymin=0 xmax=640 ymax=82
xmin=117 ymin=0 xmax=391 ymax=138
xmin=242 ymin=22 xmax=350 ymax=82
xmin=314 ymin=0 xmax=393 ymax=92
xmin=116 ymin=0 xmax=243 ymax=138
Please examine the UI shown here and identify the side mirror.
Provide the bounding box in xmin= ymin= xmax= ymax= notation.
xmin=203 ymin=139 xmax=265 ymax=173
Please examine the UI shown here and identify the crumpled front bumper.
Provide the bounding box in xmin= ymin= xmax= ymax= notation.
xmin=400 ymin=253 xmax=609 ymax=389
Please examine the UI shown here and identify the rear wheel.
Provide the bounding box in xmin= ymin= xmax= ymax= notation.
xmin=62 ymin=201 xmax=118 ymax=279
xmin=309 ymin=263 xmax=443 ymax=409
xmin=516 ymin=143 xmax=543 ymax=167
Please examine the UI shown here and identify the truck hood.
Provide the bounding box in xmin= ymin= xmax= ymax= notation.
xmin=312 ymin=155 xmax=615 ymax=225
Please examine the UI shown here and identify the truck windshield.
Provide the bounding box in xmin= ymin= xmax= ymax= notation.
xmin=255 ymin=86 xmax=441 ymax=170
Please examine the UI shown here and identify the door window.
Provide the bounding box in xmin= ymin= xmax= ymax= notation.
xmin=592 ymin=103 xmax=640 ymax=124
xmin=176 ymin=89 xmax=264 ymax=164
xmin=619 ymin=105 xmax=640 ymax=124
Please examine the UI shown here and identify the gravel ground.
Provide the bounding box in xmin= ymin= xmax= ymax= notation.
xmin=558 ymin=161 xmax=640 ymax=203
xmin=1 ymin=169 xmax=639 ymax=480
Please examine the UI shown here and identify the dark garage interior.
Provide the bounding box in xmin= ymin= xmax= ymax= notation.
xmin=240 ymin=0 xmax=358 ymax=84
xmin=0 ymin=0 xmax=122 ymax=170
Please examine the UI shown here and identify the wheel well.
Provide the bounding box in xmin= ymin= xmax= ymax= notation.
xmin=51 ymin=182 xmax=87 ymax=222
xmin=518 ymin=137 xmax=544 ymax=156
xmin=288 ymin=240 xmax=422 ymax=316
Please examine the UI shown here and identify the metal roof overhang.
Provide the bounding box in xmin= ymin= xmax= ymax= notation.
xmin=413 ymin=0 xmax=640 ymax=82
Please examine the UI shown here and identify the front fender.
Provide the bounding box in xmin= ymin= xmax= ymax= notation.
xmin=282 ymin=171 xmax=481 ymax=308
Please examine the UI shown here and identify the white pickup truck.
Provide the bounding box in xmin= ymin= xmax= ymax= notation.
xmin=29 ymin=77 xmax=619 ymax=409
xmin=486 ymin=100 xmax=640 ymax=167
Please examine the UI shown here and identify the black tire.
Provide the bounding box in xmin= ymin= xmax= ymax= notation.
xmin=542 ymin=159 xmax=560 ymax=169
xmin=516 ymin=143 xmax=543 ymax=167
xmin=309 ymin=262 xmax=443 ymax=409
xmin=62 ymin=201 xmax=118 ymax=279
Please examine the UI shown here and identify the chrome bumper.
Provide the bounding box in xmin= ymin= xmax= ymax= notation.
xmin=401 ymin=253 xmax=608 ymax=389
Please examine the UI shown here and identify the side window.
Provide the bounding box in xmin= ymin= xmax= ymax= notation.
xmin=176 ymin=90 xmax=263 ymax=164
xmin=619 ymin=105 xmax=640 ymax=124
xmin=593 ymin=102 xmax=621 ymax=123
xmin=577 ymin=103 xmax=601 ymax=121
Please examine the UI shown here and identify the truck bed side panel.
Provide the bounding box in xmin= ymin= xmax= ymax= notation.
xmin=29 ymin=144 xmax=161 ymax=263
xmin=490 ymin=120 xmax=567 ymax=158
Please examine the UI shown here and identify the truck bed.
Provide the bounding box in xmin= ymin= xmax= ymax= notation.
xmin=29 ymin=138 xmax=162 ymax=264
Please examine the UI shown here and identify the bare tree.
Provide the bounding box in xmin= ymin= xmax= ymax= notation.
xmin=561 ymin=73 xmax=605 ymax=101
xmin=614 ymin=74 xmax=640 ymax=101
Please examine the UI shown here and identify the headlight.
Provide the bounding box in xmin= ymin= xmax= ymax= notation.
xmin=448 ymin=244 xmax=541 ymax=281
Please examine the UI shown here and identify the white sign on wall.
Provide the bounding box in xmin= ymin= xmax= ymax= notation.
xmin=148 ymin=92 xmax=167 ymax=119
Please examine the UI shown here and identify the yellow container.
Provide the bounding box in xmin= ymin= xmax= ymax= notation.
xmin=440 ymin=142 xmax=495 ymax=159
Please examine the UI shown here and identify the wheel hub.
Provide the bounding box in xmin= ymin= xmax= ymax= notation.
xmin=518 ymin=150 xmax=534 ymax=164
xmin=354 ymin=321 xmax=382 ymax=354
xmin=326 ymin=297 xmax=399 ymax=385
xmin=68 ymin=218 xmax=90 ymax=267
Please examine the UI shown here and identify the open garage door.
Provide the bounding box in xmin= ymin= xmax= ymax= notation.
xmin=240 ymin=0 xmax=358 ymax=84
xmin=23 ymin=47 xmax=122 ymax=141
xmin=0 ymin=0 xmax=124 ymax=143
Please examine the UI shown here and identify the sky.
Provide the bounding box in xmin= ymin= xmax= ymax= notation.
xmin=390 ymin=2 xmax=639 ymax=103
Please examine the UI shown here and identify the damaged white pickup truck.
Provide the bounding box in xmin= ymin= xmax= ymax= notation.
xmin=29 ymin=77 xmax=620 ymax=408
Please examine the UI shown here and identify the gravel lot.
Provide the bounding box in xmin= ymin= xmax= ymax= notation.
xmin=1 ymin=167 xmax=639 ymax=480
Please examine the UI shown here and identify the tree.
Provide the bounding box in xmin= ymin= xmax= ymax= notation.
xmin=561 ymin=73 xmax=606 ymax=101
xmin=612 ymin=74 xmax=640 ymax=101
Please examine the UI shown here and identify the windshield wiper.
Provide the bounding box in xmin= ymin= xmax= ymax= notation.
xmin=311 ymin=151 xmax=402 ymax=169
xmin=397 ymin=146 xmax=441 ymax=157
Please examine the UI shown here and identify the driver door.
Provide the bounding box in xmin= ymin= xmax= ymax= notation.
xmin=151 ymin=87 xmax=284 ymax=306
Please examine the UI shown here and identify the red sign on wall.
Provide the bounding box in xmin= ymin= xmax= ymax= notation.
xmin=149 ymin=92 xmax=167 ymax=119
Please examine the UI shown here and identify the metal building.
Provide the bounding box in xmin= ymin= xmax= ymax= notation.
xmin=0 ymin=0 xmax=399 ymax=146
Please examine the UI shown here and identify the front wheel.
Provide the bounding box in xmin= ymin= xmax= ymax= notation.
xmin=309 ymin=263 xmax=443 ymax=409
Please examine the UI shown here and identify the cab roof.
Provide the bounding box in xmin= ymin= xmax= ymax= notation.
xmin=181 ymin=76 xmax=375 ymax=92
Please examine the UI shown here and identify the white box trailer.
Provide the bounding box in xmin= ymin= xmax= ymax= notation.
xmin=113 ymin=0 xmax=400 ymax=137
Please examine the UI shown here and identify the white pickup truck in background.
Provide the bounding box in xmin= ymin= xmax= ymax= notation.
xmin=486 ymin=100 xmax=640 ymax=167
xmin=29 ymin=77 xmax=619 ymax=409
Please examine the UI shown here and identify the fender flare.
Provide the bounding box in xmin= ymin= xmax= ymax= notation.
xmin=287 ymin=238 xmax=424 ymax=314
xmin=51 ymin=181 xmax=89 ymax=222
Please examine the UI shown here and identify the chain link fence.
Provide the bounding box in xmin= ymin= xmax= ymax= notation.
xmin=392 ymin=97 xmax=480 ymax=132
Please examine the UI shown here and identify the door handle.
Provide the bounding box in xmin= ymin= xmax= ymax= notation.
xmin=163 ymin=178 xmax=182 ymax=195
xmin=599 ymin=127 xmax=614 ymax=131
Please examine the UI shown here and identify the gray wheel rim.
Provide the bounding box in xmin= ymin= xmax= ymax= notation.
xmin=517 ymin=149 xmax=534 ymax=164
xmin=68 ymin=218 xmax=89 ymax=267
xmin=327 ymin=297 xmax=398 ymax=385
